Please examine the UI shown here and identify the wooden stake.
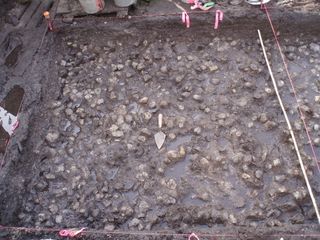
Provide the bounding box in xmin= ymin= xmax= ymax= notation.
xmin=258 ymin=29 xmax=320 ymax=224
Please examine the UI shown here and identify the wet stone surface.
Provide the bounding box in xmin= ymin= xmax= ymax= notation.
xmin=16 ymin=22 xmax=320 ymax=231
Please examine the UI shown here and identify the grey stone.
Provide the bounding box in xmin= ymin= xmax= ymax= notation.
xmin=104 ymin=224 xmax=115 ymax=231
xmin=272 ymin=158 xmax=281 ymax=167
xmin=128 ymin=218 xmax=141 ymax=228
xmin=230 ymin=0 xmax=242 ymax=5
xmin=259 ymin=113 xmax=268 ymax=123
xmin=160 ymin=65 xmax=168 ymax=73
xmin=91 ymin=209 xmax=100 ymax=217
xmin=229 ymin=214 xmax=237 ymax=224
xmin=125 ymin=114 xmax=133 ymax=123
xmin=44 ymin=173 xmax=56 ymax=180
xmin=193 ymin=127 xmax=202 ymax=135
xmin=211 ymin=78 xmax=220 ymax=85
xmin=120 ymin=205 xmax=134 ymax=217
xmin=46 ymin=131 xmax=60 ymax=143
xmin=139 ymin=97 xmax=148 ymax=104
xmin=37 ymin=213 xmax=47 ymax=222
xmin=60 ymin=60 xmax=67 ymax=66
xmin=138 ymin=136 xmax=146 ymax=142
xmin=291 ymin=213 xmax=304 ymax=224
xmin=293 ymin=188 xmax=308 ymax=202
xmin=140 ymin=128 xmax=152 ymax=137
xmin=156 ymin=193 xmax=176 ymax=205
xmin=159 ymin=100 xmax=169 ymax=108
xmin=209 ymin=65 xmax=219 ymax=72
xmin=275 ymin=175 xmax=286 ymax=182
xmin=148 ymin=101 xmax=157 ymax=109
xmin=255 ymin=170 xmax=263 ymax=179
xmin=49 ymin=204 xmax=59 ymax=214
xmin=234 ymin=196 xmax=245 ymax=208
xmin=187 ymin=55 xmax=194 ymax=61
xmin=165 ymin=146 xmax=186 ymax=164
xmin=175 ymin=76 xmax=184 ymax=83
xmin=112 ymin=131 xmax=124 ymax=138
xmin=138 ymin=200 xmax=150 ymax=213
xmin=237 ymin=97 xmax=248 ymax=107
xmin=55 ymin=215 xmax=63 ymax=224
xmin=310 ymin=43 xmax=320 ymax=52
xmin=97 ymin=98 xmax=104 ymax=105
xmin=192 ymin=95 xmax=203 ymax=102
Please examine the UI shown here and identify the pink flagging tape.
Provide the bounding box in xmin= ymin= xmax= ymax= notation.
xmin=262 ymin=4 xmax=320 ymax=174
xmin=182 ymin=11 xmax=190 ymax=28
xmin=191 ymin=0 xmax=200 ymax=10
xmin=2 ymin=225 xmax=320 ymax=238
xmin=189 ymin=232 xmax=200 ymax=240
xmin=12 ymin=121 xmax=19 ymax=133
xmin=96 ymin=0 xmax=104 ymax=11
xmin=214 ymin=10 xmax=223 ymax=29
xmin=190 ymin=0 xmax=211 ymax=11
xmin=59 ymin=228 xmax=85 ymax=237
xmin=181 ymin=11 xmax=186 ymax=23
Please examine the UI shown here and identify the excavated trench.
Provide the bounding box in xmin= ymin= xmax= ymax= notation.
xmin=1 ymin=4 xmax=320 ymax=240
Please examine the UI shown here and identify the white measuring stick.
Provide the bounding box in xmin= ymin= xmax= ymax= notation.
xmin=258 ymin=29 xmax=320 ymax=224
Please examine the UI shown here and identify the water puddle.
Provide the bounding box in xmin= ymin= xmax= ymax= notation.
xmin=252 ymin=127 xmax=278 ymax=146
xmin=182 ymin=193 xmax=205 ymax=206
xmin=226 ymin=166 xmax=250 ymax=203
xmin=165 ymin=155 xmax=191 ymax=182
xmin=167 ymin=135 xmax=192 ymax=150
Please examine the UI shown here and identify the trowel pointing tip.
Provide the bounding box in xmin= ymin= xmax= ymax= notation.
xmin=154 ymin=113 xmax=166 ymax=149
xmin=155 ymin=131 xmax=166 ymax=149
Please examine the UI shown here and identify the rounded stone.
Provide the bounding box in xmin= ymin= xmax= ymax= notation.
xmin=193 ymin=127 xmax=202 ymax=135
xmin=55 ymin=215 xmax=63 ymax=224
xmin=139 ymin=97 xmax=149 ymax=104
xmin=46 ymin=131 xmax=60 ymax=143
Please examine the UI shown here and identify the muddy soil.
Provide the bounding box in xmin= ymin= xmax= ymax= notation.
xmin=1 ymin=1 xmax=320 ymax=240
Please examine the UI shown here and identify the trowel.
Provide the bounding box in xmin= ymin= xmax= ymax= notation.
xmin=154 ymin=113 xmax=166 ymax=149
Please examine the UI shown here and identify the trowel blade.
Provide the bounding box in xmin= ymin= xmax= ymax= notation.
xmin=154 ymin=131 xmax=166 ymax=149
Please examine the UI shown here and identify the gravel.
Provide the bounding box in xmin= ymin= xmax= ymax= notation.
xmin=3 ymin=16 xmax=320 ymax=232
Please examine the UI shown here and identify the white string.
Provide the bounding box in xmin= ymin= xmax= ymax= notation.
xmin=258 ymin=29 xmax=320 ymax=224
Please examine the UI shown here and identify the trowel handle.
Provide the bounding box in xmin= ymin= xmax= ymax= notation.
xmin=158 ymin=114 xmax=163 ymax=129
